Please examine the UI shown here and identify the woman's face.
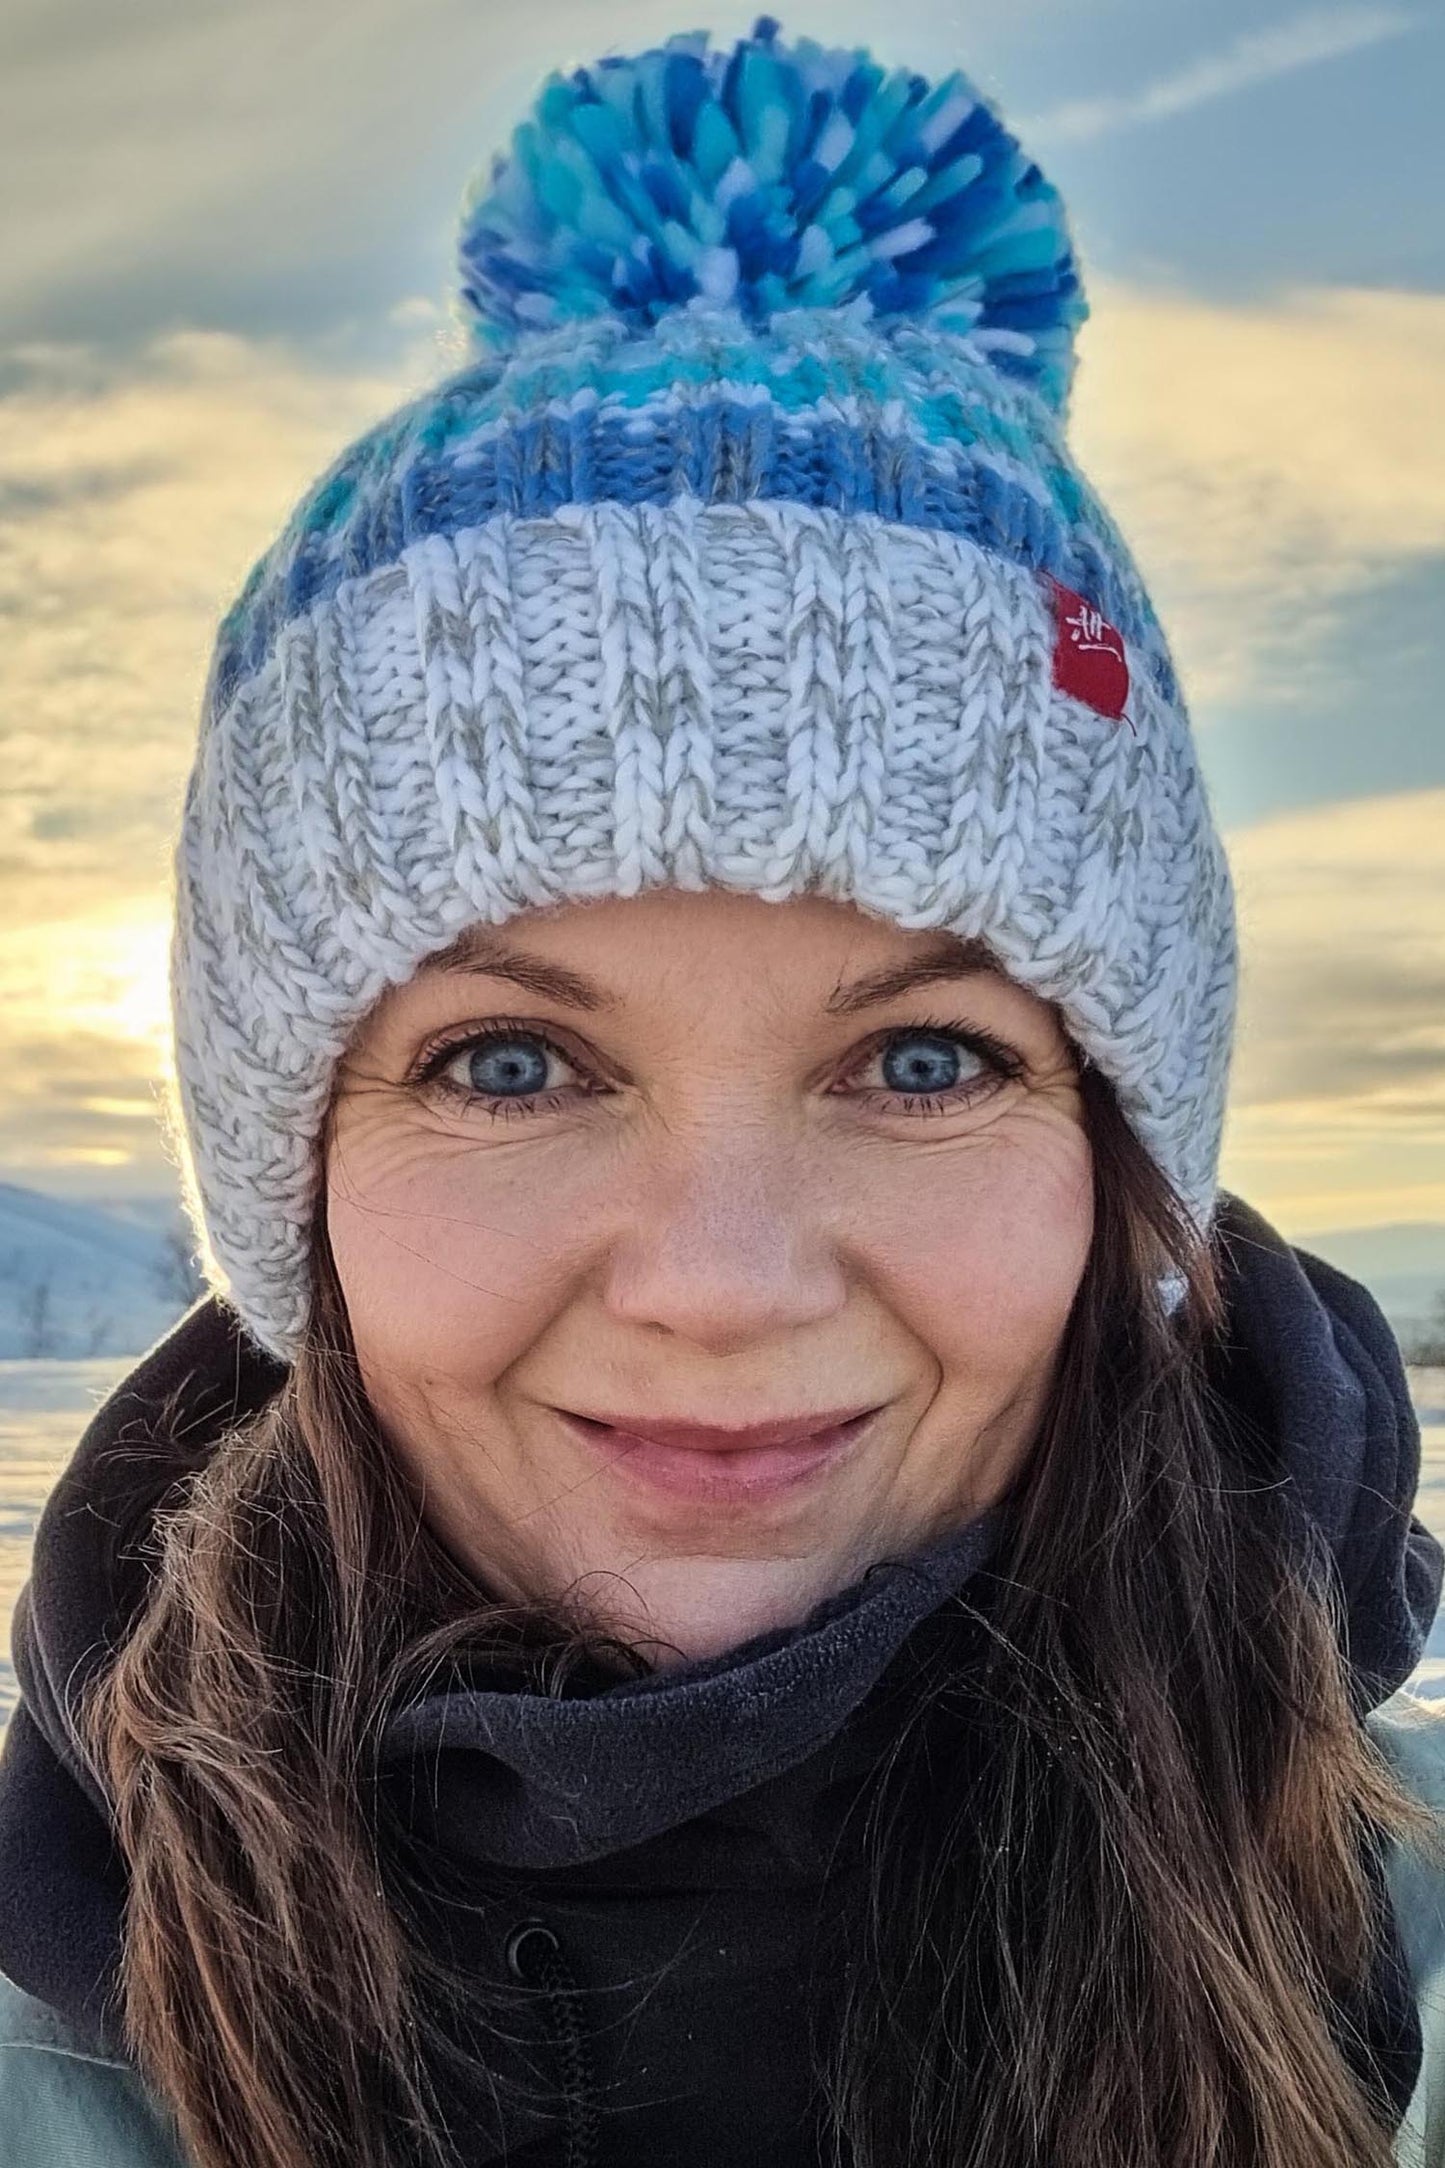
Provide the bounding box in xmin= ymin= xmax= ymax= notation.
xmin=327 ymin=889 xmax=1093 ymax=1667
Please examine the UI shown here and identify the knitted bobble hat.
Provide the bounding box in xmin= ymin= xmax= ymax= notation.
xmin=168 ymin=16 xmax=1237 ymax=1364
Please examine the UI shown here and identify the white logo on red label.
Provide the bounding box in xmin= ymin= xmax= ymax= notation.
xmin=1067 ymin=599 xmax=1113 ymax=650
xmin=1043 ymin=575 xmax=1132 ymax=726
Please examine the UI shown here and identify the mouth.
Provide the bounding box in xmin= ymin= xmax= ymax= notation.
xmin=552 ymin=1405 xmax=884 ymax=1504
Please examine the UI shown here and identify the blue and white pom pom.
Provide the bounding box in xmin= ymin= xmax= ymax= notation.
xmin=457 ymin=16 xmax=1088 ymax=413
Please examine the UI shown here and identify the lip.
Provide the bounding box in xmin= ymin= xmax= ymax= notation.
xmin=554 ymin=1405 xmax=883 ymax=1503
xmin=559 ymin=1405 xmax=881 ymax=1453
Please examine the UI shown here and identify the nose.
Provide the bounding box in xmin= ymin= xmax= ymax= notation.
xmin=597 ymin=1134 xmax=848 ymax=1354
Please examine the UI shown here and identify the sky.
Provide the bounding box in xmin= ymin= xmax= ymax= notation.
xmin=2 ymin=0 xmax=1443 ymax=1247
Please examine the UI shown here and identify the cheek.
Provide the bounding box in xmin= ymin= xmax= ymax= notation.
xmin=324 ymin=1131 xmax=599 ymax=1390
xmin=851 ymin=1125 xmax=1094 ymax=1373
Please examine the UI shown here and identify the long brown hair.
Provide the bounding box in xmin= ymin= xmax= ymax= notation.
xmin=79 ymin=1062 xmax=1439 ymax=2167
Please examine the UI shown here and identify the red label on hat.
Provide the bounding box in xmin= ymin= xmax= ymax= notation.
xmin=1045 ymin=575 xmax=1131 ymax=724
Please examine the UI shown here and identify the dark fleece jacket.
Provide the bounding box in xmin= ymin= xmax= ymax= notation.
xmin=0 ymin=1191 xmax=1439 ymax=2165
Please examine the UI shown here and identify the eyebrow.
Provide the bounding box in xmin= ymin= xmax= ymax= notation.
xmin=416 ymin=926 xmax=1003 ymax=1015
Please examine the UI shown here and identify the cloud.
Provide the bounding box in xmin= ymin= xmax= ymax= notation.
xmin=1220 ymin=788 xmax=1445 ymax=1229
xmin=1069 ymin=280 xmax=1445 ymax=710
xmin=1028 ymin=5 xmax=1418 ymax=144
xmin=0 ymin=0 xmax=467 ymax=330
xmin=0 ymin=324 xmax=437 ymax=923
xmin=0 ymin=896 xmax=178 ymax=1186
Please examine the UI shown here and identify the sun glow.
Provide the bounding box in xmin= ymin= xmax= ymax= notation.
xmin=1 ymin=908 xmax=171 ymax=1055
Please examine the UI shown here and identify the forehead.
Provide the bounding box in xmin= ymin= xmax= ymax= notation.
xmin=413 ymin=911 xmax=1004 ymax=1020
xmin=342 ymin=891 xmax=1076 ymax=1075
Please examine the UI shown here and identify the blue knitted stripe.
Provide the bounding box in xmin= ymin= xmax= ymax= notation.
xmin=213 ymin=397 xmax=1175 ymax=713
xmin=451 ymin=337 xmax=1061 ymax=482
xmin=330 ymin=322 xmax=1096 ymax=539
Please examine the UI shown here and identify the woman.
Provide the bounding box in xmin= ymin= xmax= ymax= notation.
xmin=2 ymin=18 xmax=1444 ymax=2167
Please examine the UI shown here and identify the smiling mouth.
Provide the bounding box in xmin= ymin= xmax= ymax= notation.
xmin=554 ymin=1404 xmax=883 ymax=1453
xmin=552 ymin=1405 xmax=883 ymax=1503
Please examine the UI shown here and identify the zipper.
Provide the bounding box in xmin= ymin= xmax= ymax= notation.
xmin=504 ymin=1919 xmax=600 ymax=2168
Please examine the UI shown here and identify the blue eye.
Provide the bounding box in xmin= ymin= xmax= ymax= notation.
xmin=844 ymin=1018 xmax=1021 ymax=1114
xmin=457 ymin=1034 xmax=555 ymax=1098
xmin=423 ymin=1027 xmax=582 ymax=1117
xmin=875 ymin=1030 xmax=983 ymax=1097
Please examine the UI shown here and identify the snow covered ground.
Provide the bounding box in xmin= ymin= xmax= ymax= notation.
xmin=0 ymin=1356 xmax=135 ymax=1728
xmin=2 ymin=1362 xmax=1444 ymax=1735
xmin=1410 ymin=1368 xmax=1445 ymax=1698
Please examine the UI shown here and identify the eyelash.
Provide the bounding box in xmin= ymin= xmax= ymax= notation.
xmin=410 ymin=1013 xmax=1026 ymax=1122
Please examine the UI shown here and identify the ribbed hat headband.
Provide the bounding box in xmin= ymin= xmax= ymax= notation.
xmin=167 ymin=16 xmax=1237 ymax=1363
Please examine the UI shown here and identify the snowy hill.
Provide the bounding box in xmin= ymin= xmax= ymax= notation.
xmin=0 ymin=1183 xmax=195 ymax=1359
xmin=1295 ymin=1222 xmax=1445 ymax=1352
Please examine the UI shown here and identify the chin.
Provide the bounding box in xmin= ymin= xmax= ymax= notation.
xmin=591 ymin=1548 xmax=852 ymax=1672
